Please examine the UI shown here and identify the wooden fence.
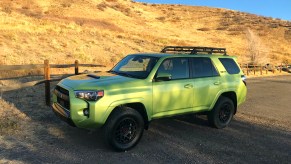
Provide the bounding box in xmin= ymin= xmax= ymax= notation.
xmin=239 ymin=63 xmax=289 ymax=76
xmin=0 ymin=60 xmax=105 ymax=106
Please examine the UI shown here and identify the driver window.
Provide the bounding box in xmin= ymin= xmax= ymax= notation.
xmin=157 ymin=58 xmax=189 ymax=80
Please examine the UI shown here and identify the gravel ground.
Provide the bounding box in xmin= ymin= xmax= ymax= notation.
xmin=0 ymin=75 xmax=291 ymax=164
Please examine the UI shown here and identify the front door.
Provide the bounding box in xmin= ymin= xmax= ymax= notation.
xmin=153 ymin=58 xmax=193 ymax=116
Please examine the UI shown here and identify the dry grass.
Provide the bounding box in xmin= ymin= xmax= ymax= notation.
xmin=0 ymin=98 xmax=29 ymax=135
xmin=0 ymin=0 xmax=290 ymax=66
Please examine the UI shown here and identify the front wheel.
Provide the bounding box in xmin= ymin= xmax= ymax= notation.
xmin=208 ymin=96 xmax=235 ymax=129
xmin=103 ymin=106 xmax=144 ymax=151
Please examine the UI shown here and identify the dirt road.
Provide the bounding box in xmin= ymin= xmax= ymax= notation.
xmin=0 ymin=75 xmax=291 ymax=163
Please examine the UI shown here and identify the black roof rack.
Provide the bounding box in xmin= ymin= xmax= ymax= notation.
xmin=161 ymin=46 xmax=227 ymax=55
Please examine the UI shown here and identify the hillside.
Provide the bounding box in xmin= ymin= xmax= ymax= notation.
xmin=1 ymin=0 xmax=291 ymax=66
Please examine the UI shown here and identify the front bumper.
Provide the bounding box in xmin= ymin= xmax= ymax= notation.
xmin=51 ymin=84 xmax=110 ymax=129
xmin=52 ymin=103 xmax=76 ymax=127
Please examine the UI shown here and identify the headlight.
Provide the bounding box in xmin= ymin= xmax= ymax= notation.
xmin=74 ymin=90 xmax=104 ymax=101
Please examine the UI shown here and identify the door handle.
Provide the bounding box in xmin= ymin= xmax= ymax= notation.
xmin=184 ymin=84 xmax=193 ymax=88
xmin=214 ymin=81 xmax=221 ymax=85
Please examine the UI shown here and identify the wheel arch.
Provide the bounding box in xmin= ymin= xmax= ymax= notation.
xmin=105 ymin=103 xmax=149 ymax=130
xmin=220 ymin=91 xmax=238 ymax=114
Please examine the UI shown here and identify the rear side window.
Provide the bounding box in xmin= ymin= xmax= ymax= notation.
xmin=219 ymin=58 xmax=240 ymax=74
xmin=191 ymin=57 xmax=219 ymax=78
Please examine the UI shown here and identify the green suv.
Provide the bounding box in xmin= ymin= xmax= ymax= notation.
xmin=52 ymin=46 xmax=247 ymax=151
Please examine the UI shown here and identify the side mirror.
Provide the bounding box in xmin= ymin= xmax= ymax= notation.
xmin=155 ymin=72 xmax=172 ymax=81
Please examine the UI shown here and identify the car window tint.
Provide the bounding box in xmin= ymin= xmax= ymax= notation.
xmin=219 ymin=58 xmax=240 ymax=74
xmin=191 ymin=58 xmax=219 ymax=78
xmin=157 ymin=58 xmax=189 ymax=80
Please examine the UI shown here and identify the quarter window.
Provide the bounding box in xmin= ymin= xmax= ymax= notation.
xmin=219 ymin=58 xmax=240 ymax=74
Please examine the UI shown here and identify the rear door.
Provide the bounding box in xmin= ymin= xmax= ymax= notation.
xmin=191 ymin=57 xmax=222 ymax=109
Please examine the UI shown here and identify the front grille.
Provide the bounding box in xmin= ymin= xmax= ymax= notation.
xmin=56 ymin=85 xmax=69 ymax=95
xmin=55 ymin=86 xmax=70 ymax=110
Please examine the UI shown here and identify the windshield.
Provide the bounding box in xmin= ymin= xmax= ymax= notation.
xmin=110 ymin=55 xmax=160 ymax=79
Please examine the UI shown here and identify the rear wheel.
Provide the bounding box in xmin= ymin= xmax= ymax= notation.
xmin=208 ymin=96 xmax=234 ymax=129
xmin=103 ymin=106 xmax=144 ymax=151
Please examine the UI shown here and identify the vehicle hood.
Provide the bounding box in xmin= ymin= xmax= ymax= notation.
xmin=59 ymin=72 xmax=138 ymax=90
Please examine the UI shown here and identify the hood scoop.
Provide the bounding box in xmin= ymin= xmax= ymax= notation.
xmin=87 ymin=74 xmax=101 ymax=79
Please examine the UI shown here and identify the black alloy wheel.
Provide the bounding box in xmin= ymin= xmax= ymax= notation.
xmin=114 ymin=117 xmax=138 ymax=145
xmin=208 ymin=96 xmax=235 ymax=129
xmin=218 ymin=103 xmax=232 ymax=123
xmin=103 ymin=106 xmax=144 ymax=151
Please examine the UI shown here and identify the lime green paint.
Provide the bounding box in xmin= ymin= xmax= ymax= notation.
xmin=52 ymin=53 xmax=247 ymax=129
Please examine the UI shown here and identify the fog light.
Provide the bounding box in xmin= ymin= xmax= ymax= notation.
xmin=83 ymin=109 xmax=89 ymax=117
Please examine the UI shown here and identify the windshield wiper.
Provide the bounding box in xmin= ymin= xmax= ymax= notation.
xmin=117 ymin=72 xmax=135 ymax=78
xmin=108 ymin=70 xmax=118 ymax=74
xmin=109 ymin=70 xmax=134 ymax=78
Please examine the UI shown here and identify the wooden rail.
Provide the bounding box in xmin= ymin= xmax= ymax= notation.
xmin=0 ymin=63 xmax=105 ymax=71
xmin=0 ymin=76 xmax=70 ymax=92
xmin=239 ymin=63 xmax=289 ymax=76
xmin=0 ymin=64 xmax=43 ymax=71
xmin=0 ymin=60 xmax=105 ymax=106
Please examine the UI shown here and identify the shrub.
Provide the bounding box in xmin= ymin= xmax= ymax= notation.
xmin=228 ymin=26 xmax=244 ymax=32
xmin=156 ymin=16 xmax=166 ymax=21
xmin=61 ymin=2 xmax=71 ymax=8
xmin=220 ymin=21 xmax=231 ymax=27
xmin=269 ymin=24 xmax=279 ymax=28
xmin=197 ymin=28 xmax=210 ymax=31
xmin=2 ymin=5 xmax=12 ymax=14
xmin=216 ymin=27 xmax=228 ymax=31
xmin=97 ymin=3 xmax=107 ymax=11
xmin=228 ymin=31 xmax=242 ymax=35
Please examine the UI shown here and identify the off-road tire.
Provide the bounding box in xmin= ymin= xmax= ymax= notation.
xmin=103 ymin=106 xmax=144 ymax=151
xmin=208 ymin=96 xmax=234 ymax=129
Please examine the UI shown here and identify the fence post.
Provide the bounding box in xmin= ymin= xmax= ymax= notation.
xmin=280 ymin=63 xmax=282 ymax=73
xmin=266 ymin=68 xmax=268 ymax=74
xmin=260 ymin=64 xmax=262 ymax=75
xmin=44 ymin=60 xmax=51 ymax=106
xmin=75 ymin=60 xmax=79 ymax=75
xmin=246 ymin=64 xmax=249 ymax=76
xmin=253 ymin=65 xmax=256 ymax=75
xmin=240 ymin=64 xmax=244 ymax=74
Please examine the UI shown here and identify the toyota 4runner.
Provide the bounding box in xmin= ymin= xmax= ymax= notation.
xmin=52 ymin=46 xmax=247 ymax=151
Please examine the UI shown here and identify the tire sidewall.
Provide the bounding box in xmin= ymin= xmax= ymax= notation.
xmin=105 ymin=107 xmax=144 ymax=151
xmin=211 ymin=97 xmax=235 ymax=129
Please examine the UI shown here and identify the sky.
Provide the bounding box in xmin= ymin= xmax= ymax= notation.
xmin=137 ymin=0 xmax=291 ymax=21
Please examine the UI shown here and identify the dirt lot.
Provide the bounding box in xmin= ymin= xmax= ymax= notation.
xmin=0 ymin=75 xmax=291 ymax=163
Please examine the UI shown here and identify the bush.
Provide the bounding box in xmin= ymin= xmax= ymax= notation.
xmin=269 ymin=24 xmax=279 ymax=28
xmin=197 ymin=28 xmax=210 ymax=31
xmin=216 ymin=27 xmax=228 ymax=31
xmin=2 ymin=5 xmax=12 ymax=14
xmin=228 ymin=26 xmax=244 ymax=32
xmin=61 ymin=2 xmax=71 ymax=8
xmin=97 ymin=3 xmax=107 ymax=11
xmin=156 ymin=16 xmax=166 ymax=21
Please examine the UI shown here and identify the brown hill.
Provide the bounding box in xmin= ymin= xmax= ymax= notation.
xmin=1 ymin=0 xmax=291 ymax=66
